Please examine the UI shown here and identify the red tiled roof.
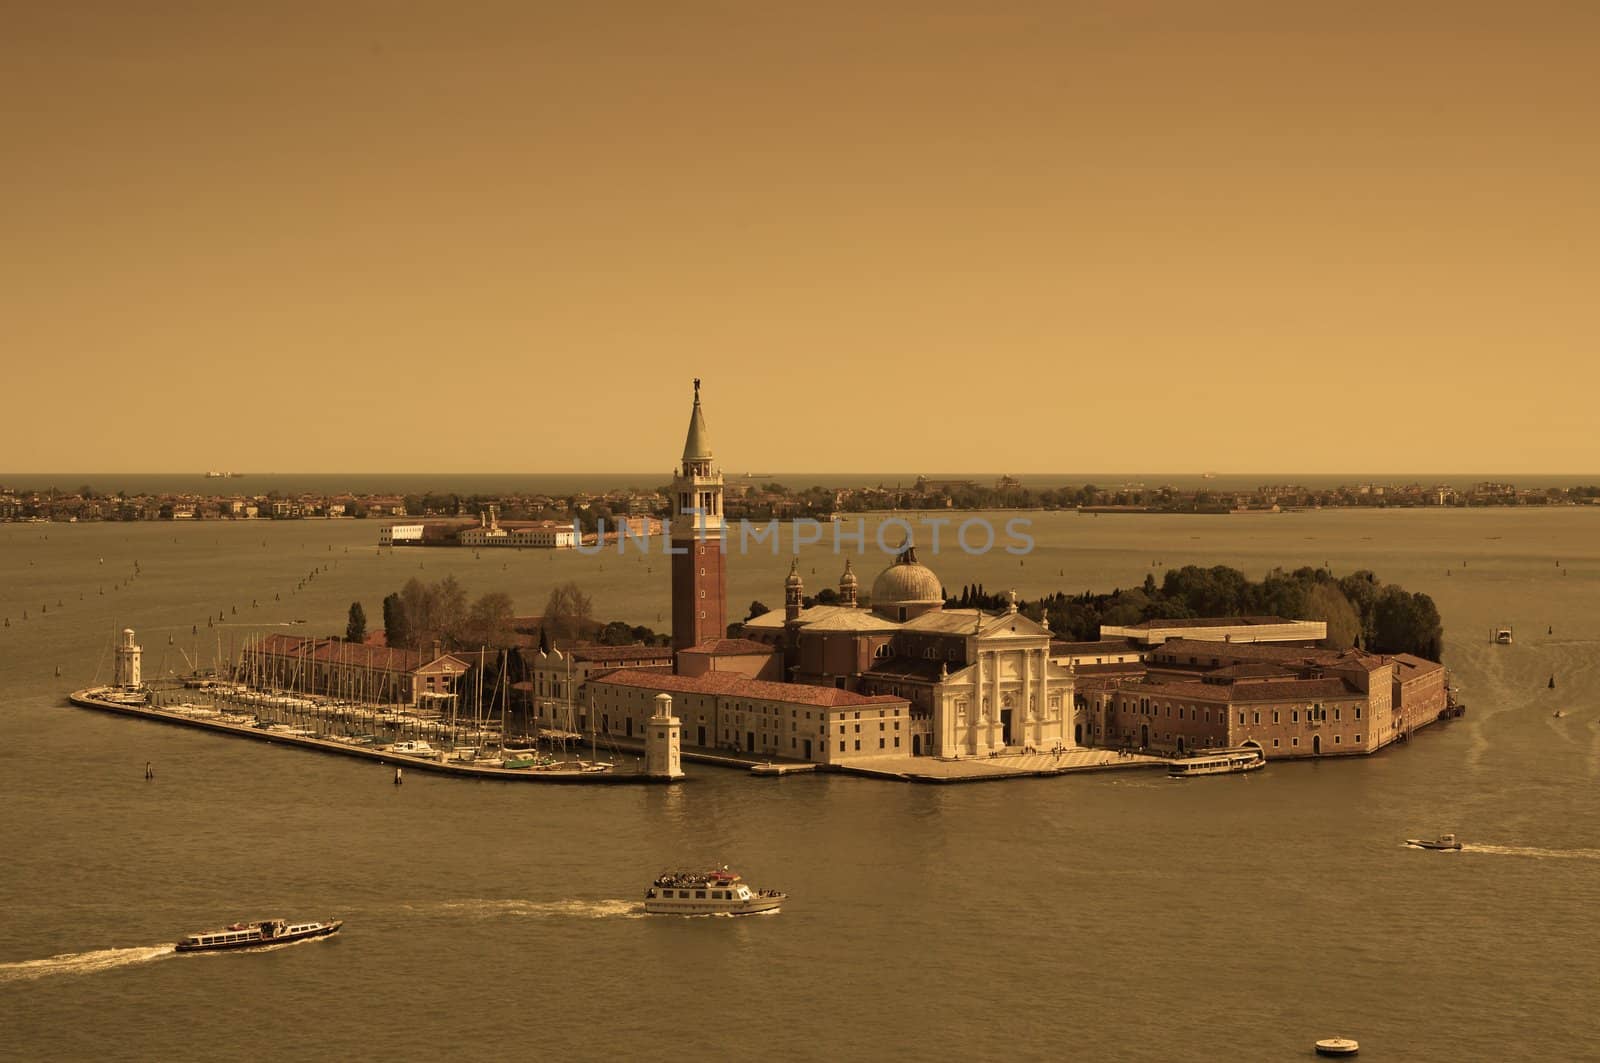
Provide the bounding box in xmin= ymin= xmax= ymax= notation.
xmin=247 ymin=633 xmax=468 ymax=673
xmin=569 ymin=644 xmax=675 ymax=663
xmin=1156 ymin=639 xmax=1389 ymax=670
xmin=1136 ymin=677 xmax=1360 ymax=703
xmin=681 ymin=638 xmax=776 ymax=657
xmin=592 ymin=668 xmax=906 ymax=709
xmin=1051 ymin=638 xmax=1140 ymax=655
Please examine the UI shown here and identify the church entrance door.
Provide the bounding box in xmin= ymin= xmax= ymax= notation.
xmin=1001 ymin=709 xmax=1014 ymax=746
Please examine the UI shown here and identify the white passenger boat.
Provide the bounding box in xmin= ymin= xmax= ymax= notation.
xmin=176 ymin=918 xmax=342 ymax=953
xmin=386 ymin=740 xmax=437 ymax=757
xmin=1405 ymin=833 xmax=1462 ymax=851
xmin=644 ymin=868 xmax=785 ymax=916
xmin=1168 ymin=747 xmax=1265 ymax=777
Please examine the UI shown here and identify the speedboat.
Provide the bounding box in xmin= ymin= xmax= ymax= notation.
xmin=1405 ymin=833 xmax=1462 ymax=850
xmin=176 ymin=918 xmax=341 ymax=953
xmin=644 ymin=868 xmax=785 ymax=916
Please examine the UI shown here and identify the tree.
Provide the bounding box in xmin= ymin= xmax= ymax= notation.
xmin=434 ymin=575 xmax=469 ymax=647
xmin=460 ymin=591 xmax=516 ymax=649
xmin=598 ymin=620 xmax=637 ymax=645
xmin=381 ymin=593 xmax=410 ymax=649
xmin=1372 ymin=587 xmax=1444 ymax=660
xmin=1303 ymin=582 xmax=1361 ymax=649
xmin=345 ymin=601 xmax=367 ymax=643
xmin=543 ymin=582 xmax=593 ymax=644
xmin=746 ymin=600 xmax=770 ymax=621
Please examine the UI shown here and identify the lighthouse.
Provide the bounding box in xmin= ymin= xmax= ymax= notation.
xmin=645 ymin=693 xmax=685 ymax=780
xmin=114 ymin=628 xmax=143 ymax=689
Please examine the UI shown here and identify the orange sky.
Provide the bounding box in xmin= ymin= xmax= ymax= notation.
xmin=5 ymin=2 xmax=1598 ymax=474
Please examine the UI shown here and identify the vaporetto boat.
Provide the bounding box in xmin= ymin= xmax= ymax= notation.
xmin=644 ymin=868 xmax=785 ymax=916
xmin=1168 ymin=746 xmax=1266 ymax=778
xmin=175 ymin=918 xmax=342 ymax=953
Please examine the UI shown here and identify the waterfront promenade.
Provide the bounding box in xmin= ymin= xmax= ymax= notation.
xmin=597 ymin=732 xmax=1167 ymax=782
xmin=833 ymin=747 xmax=1166 ymax=783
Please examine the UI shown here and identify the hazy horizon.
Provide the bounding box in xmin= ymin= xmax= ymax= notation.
xmin=7 ymin=2 xmax=1598 ymax=474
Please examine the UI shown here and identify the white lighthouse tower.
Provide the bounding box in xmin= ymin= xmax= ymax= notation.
xmin=114 ymin=628 xmax=143 ymax=689
xmin=645 ymin=693 xmax=685 ymax=780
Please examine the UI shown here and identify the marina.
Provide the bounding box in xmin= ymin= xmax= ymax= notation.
xmin=67 ymin=687 xmax=652 ymax=784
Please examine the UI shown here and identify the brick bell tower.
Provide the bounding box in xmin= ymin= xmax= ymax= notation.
xmin=670 ymin=378 xmax=726 ymax=657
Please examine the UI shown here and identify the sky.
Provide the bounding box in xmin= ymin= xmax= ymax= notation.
xmin=4 ymin=1 xmax=1599 ymax=475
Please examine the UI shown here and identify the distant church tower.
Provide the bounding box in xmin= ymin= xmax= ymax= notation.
xmin=839 ymin=560 xmax=858 ymax=608
xmin=670 ymin=379 xmax=726 ymax=654
xmin=785 ymin=559 xmax=805 ymax=623
xmin=114 ymin=628 xmax=142 ymax=689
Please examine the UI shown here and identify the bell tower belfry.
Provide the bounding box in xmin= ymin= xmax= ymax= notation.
xmin=670 ymin=379 xmax=727 ymax=654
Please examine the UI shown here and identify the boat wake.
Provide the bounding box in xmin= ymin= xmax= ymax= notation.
xmin=0 ymin=944 xmax=175 ymax=985
xmin=1462 ymin=844 xmax=1600 ymax=862
xmin=419 ymin=898 xmax=645 ymax=920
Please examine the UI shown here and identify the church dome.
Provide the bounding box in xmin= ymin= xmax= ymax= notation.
xmin=870 ymin=548 xmax=943 ymax=616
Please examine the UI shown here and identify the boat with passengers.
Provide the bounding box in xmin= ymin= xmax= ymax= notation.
xmin=644 ymin=867 xmax=785 ymax=916
xmin=175 ymin=918 xmax=342 ymax=953
xmin=1168 ymin=746 xmax=1266 ymax=778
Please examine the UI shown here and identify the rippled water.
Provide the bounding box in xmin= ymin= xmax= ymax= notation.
xmin=2 ymin=510 xmax=1597 ymax=1062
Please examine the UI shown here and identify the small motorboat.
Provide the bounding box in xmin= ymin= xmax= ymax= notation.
xmin=1406 ymin=833 xmax=1462 ymax=851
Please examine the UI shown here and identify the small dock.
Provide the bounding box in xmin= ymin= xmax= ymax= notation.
xmin=67 ymin=689 xmax=664 ymax=785
xmin=750 ymin=761 xmax=817 ymax=777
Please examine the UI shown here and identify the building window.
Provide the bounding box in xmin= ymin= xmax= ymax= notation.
xmin=1355 ymin=707 xmax=1362 ymax=720
xmin=839 ymin=741 xmax=845 ymax=752
xmin=1292 ymin=710 xmax=1299 ymax=723
xmin=1355 ymin=733 xmax=1361 ymax=742
xmin=854 ymin=740 xmax=860 ymax=751
xmin=1253 ymin=711 xmax=1259 ymax=724
xmin=1334 ymin=735 xmax=1341 ymax=744
xmin=879 ymin=738 xmax=885 ymax=749
xmin=1292 ymin=737 xmax=1299 ymax=746
xmin=1273 ymin=739 xmax=1280 ymax=747
xmin=1335 ymin=707 xmax=1341 ymax=721
xmin=1273 ymin=711 xmax=1279 ymax=724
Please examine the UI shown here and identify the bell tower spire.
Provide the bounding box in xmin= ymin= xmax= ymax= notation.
xmin=670 ymin=379 xmax=726 ymax=656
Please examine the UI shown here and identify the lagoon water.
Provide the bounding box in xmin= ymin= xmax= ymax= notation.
xmin=2 ymin=509 xmax=1597 ymax=1062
